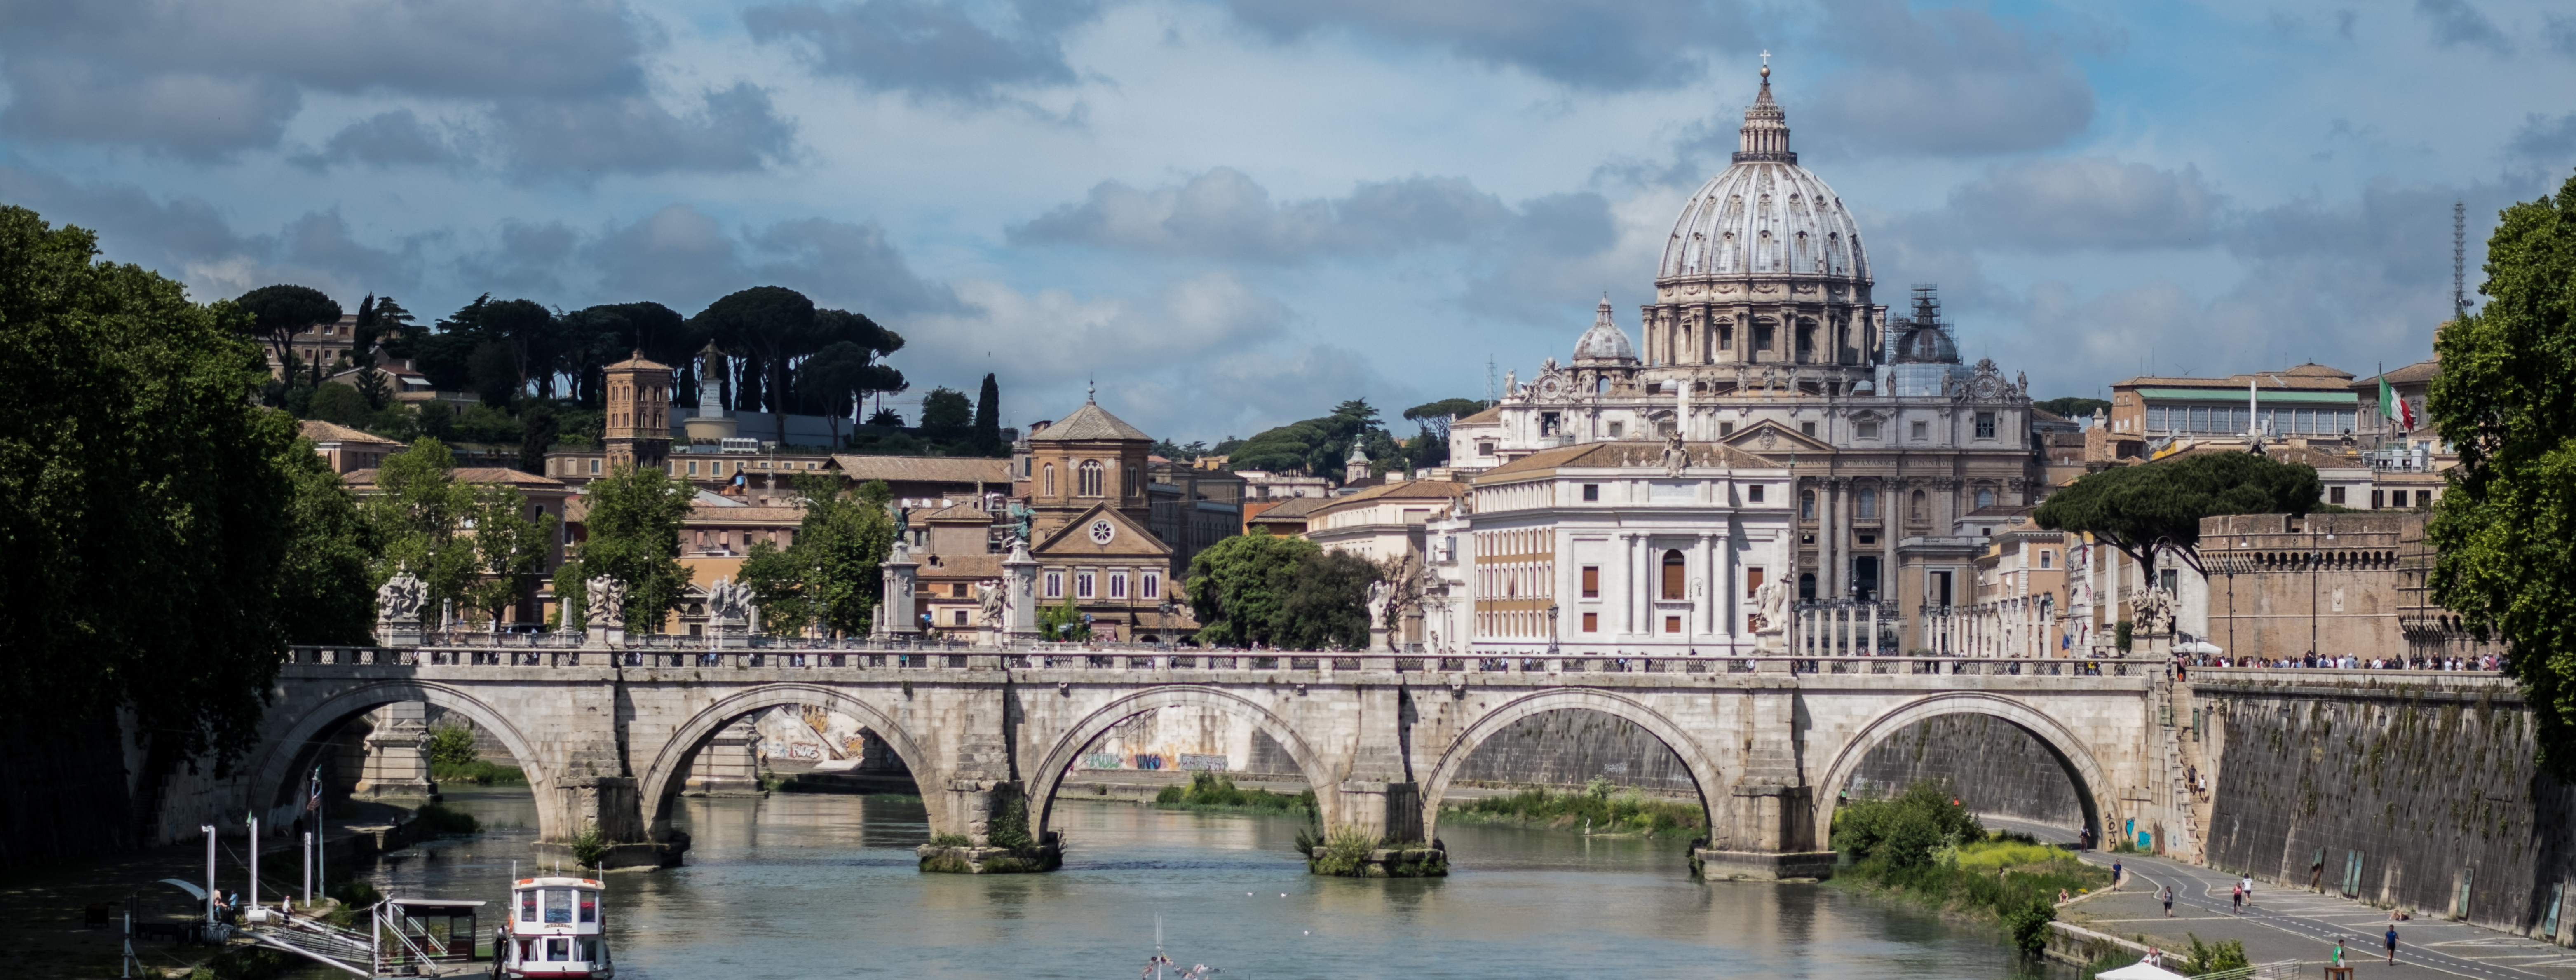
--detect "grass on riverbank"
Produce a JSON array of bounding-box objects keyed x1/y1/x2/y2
[
  {"x1": 1830, "y1": 781, "x2": 2110, "y2": 955},
  {"x1": 1153, "y1": 772, "x2": 1316, "y2": 815},
  {"x1": 1441, "y1": 778, "x2": 1705, "y2": 837},
  {"x1": 431, "y1": 760, "x2": 526, "y2": 785}
]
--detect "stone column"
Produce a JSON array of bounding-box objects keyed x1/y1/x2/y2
[
  {"x1": 1697, "y1": 675, "x2": 1834, "y2": 881},
  {"x1": 1003, "y1": 541, "x2": 1039, "y2": 645},
  {"x1": 1822, "y1": 478, "x2": 1842, "y2": 600}
]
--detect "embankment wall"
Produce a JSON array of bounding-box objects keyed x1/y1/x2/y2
[{"x1": 2198, "y1": 676, "x2": 2576, "y2": 942}]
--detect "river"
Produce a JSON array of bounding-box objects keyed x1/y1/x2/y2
[{"x1": 325, "y1": 786, "x2": 2069, "y2": 979}]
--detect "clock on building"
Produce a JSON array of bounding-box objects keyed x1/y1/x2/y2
[{"x1": 1087, "y1": 519, "x2": 1116, "y2": 545}]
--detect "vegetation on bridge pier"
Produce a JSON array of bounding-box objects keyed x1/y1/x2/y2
[
  {"x1": 1438, "y1": 778, "x2": 1706, "y2": 837},
  {"x1": 1152, "y1": 772, "x2": 1315, "y2": 815},
  {"x1": 1829, "y1": 781, "x2": 2108, "y2": 955}
]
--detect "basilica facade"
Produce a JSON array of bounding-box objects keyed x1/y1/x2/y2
[{"x1": 1437, "y1": 66, "x2": 2042, "y2": 654}]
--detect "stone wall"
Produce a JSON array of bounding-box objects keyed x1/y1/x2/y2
[
  {"x1": 1840, "y1": 713, "x2": 2088, "y2": 829},
  {"x1": 2199, "y1": 677, "x2": 2576, "y2": 941},
  {"x1": 1448, "y1": 709, "x2": 1698, "y2": 793}
]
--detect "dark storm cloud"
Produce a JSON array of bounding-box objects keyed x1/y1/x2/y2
[
  {"x1": 0, "y1": 0, "x2": 643, "y2": 156},
  {"x1": 1937, "y1": 157, "x2": 2220, "y2": 250},
  {"x1": 0, "y1": 166, "x2": 432, "y2": 301},
  {"x1": 2507, "y1": 113, "x2": 2576, "y2": 164},
  {"x1": 0, "y1": 166, "x2": 259, "y2": 273},
  {"x1": 748, "y1": 218, "x2": 961, "y2": 315},
  {"x1": 743, "y1": 0, "x2": 1093, "y2": 102},
  {"x1": 1804, "y1": 0, "x2": 2095, "y2": 156},
  {"x1": 2414, "y1": 0, "x2": 2512, "y2": 55},
  {"x1": 296, "y1": 111, "x2": 462, "y2": 169},
  {"x1": 490, "y1": 84, "x2": 797, "y2": 179},
  {"x1": 1009, "y1": 167, "x2": 1605, "y2": 263},
  {"x1": 1220, "y1": 0, "x2": 1753, "y2": 91},
  {"x1": 453, "y1": 222, "x2": 582, "y2": 296},
  {"x1": 2547, "y1": 15, "x2": 2576, "y2": 59}
]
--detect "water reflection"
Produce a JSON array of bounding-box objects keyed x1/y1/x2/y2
[{"x1": 328, "y1": 788, "x2": 2065, "y2": 980}]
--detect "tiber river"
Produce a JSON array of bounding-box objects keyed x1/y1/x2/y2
[{"x1": 316, "y1": 787, "x2": 2074, "y2": 979}]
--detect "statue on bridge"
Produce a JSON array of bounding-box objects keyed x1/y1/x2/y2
[
  {"x1": 976, "y1": 579, "x2": 1009, "y2": 627},
  {"x1": 2132, "y1": 586, "x2": 2175, "y2": 639},
  {"x1": 1750, "y1": 578, "x2": 1790, "y2": 652},
  {"x1": 584, "y1": 575, "x2": 628, "y2": 631},
  {"x1": 706, "y1": 577, "x2": 754, "y2": 622},
  {"x1": 376, "y1": 568, "x2": 426, "y2": 623}
]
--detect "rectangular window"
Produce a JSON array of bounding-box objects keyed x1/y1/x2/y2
[
  {"x1": 1581, "y1": 612, "x2": 1598, "y2": 633},
  {"x1": 548, "y1": 938, "x2": 570, "y2": 962},
  {"x1": 2039, "y1": 551, "x2": 2052, "y2": 569},
  {"x1": 545, "y1": 889, "x2": 572, "y2": 924},
  {"x1": 1748, "y1": 485, "x2": 1764, "y2": 502},
  {"x1": 1800, "y1": 421, "x2": 1817, "y2": 438},
  {"x1": 1663, "y1": 615, "x2": 1682, "y2": 634},
  {"x1": 1582, "y1": 484, "x2": 1599, "y2": 501},
  {"x1": 1110, "y1": 572, "x2": 1128, "y2": 599},
  {"x1": 954, "y1": 610, "x2": 968, "y2": 626},
  {"x1": 1607, "y1": 422, "x2": 1623, "y2": 438},
  {"x1": 1477, "y1": 441, "x2": 1496, "y2": 457},
  {"x1": 2147, "y1": 406, "x2": 2168, "y2": 432},
  {"x1": 1746, "y1": 567, "x2": 1765, "y2": 598},
  {"x1": 1857, "y1": 421, "x2": 1879, "y2": 439},
  {"x1": 1975, "y1": 412, "x2": 1997, "y2": 438},
  {"x1": 2371, "y1": 489, "x2": 2384, "y2": 509},
  {"x1": 589, "y1": 458, "x2": 601, "y2": 474},
  {"x1": 1044, "y1": 572, "x2": 1063, "y2": 598},
  {"x1": 1911, "y1": 420, "x2": 1928, "y2": 440},
  {"x1": 2329, "y1": 486, "x2": 2346, "y2": 504},
  {"x1": 1142, "y1": 573, "x2": 1160, "y2": 600},
  {"x1": 579, "y1": 891, "x2": 597, "y2": 924},
  {"x1": 687, "y1": 460, "x2": 699, "y2": 475},
  {"x1": 1719, "y1": 421, "x2": 1736, "y2": 436},
  {"x1": 520, "y1": 891, "x2": 537, "y2": 923},
  {"x1": 1077, "y1": 572, "x2": 1096, "y2": 599},
  {"x1": 1581, "y1": 566, "x2": 1600, "y2": 598}
]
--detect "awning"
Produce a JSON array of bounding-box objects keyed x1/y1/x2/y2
[
  {"x1": 2095, "y1": 961, "x2": 2192, "y2": 980},
  {"x1": 155, "y1": 879, "x2": 208, "y2": 901}
]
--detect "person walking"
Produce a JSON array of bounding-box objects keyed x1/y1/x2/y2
[
  {"x1": 2112, "y1": 860, "x2": 2123, "y2": 890},
  {"x1": 2332, "y1": 940, "x2": 2345, "y2": 967},
  {"x1": 2231, "y1": 881, "x2": 2244, "y2": 914},
  {"x1": 2240, "y1": 874, "x2": 2254, "y2": 910},
  {"x1": 2386, "y1": 924, "x2": 2399, "y2": 965},
  {"x1": 2160, "y1": 884, "x2": 2173, "y2": 917}
]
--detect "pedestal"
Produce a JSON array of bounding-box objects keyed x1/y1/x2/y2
[
  {"x1": 708, "y1": 617, "x2": 748, "y2": 649},
  {"x1": 351, "y1": 703, "x2": 437, "y2": 800},
  {"x1": 682, "y1": 720, "x2": 763, "y2": 796},
  {"x1": 375, "y1": 618, "x2": 423, "y2": 649}
]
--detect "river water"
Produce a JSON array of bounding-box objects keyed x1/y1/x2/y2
[{"x1": 325, "y1": 787, "x2": 2066, "y2": 979}]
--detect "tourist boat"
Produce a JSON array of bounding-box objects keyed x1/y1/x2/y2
[{"x1": 495, "y1": 876, "x2": 613, "y2": 978}]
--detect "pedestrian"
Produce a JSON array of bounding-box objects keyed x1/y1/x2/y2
[
  {"x1": 2241, "y1": 874, "x2": 2254, "y2": 910},
  {"x1": 2232, "y1": 882, "x2": 2244, "y2": 914},
  {"x1": 2160, "y1": 884, "x2": 2173, "y2": 917},
  {"x1": 2112, "y1": 859, "x2": 2122, "y2": 890},
  {"x1": 2385, "y1": 924, "x2": 2399, "y2": 964},
  {"x1": 2332, "y1": 940, "x2": 2344, "y2": 966}
]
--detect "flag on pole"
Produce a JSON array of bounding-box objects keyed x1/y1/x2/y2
[
  {"x1": 305, "y1": 767, "x2": 322, "y2": 813},
  {"x1": 2380, "y1": 375, "x2": 2417, "y2": 431}
]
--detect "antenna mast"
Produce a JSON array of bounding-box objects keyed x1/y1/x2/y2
[
  {"x1": 2453, "y1": 200, "x2": 2468, "y2": 319},
  {"x1": 1485, "y1": 355, "x2": 1499, "y2": 404}
]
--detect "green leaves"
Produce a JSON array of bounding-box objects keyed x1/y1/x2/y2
[
  {"x1": 2033, "y1": 451, "x2": 2323, "y2": 577},
  {"x1": 734, "y1": 474, "x2": 896, "y2": 638},
  {"x1": 2428, "y1": 171, "x2": 2576, "y2": 777},
  {"x1": 1184, "y1": 533, "x2": 1381, "y2": 649},
  {"x1": 572, "y1": 463, "x2": 697, "y2": 633}
]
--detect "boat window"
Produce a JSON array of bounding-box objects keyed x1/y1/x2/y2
[
  {"x1": 582, "y1": 939, "x2": 600, "y2": 963},
  {"x1": 579, "y1": 891, "x2": 598, "y2": 924},
  {"x1": 545, "y1": 889, "x2": 573, "y2": 924},
  {"x1": 518, "y1": 940, "x2": 534, "y2": 962},
  {"x1": 548, "y1": 937, "x2": 570, "y2": 961},
  {"x1": 519, "y1": 891, "x2": 537, "y2": 923}
]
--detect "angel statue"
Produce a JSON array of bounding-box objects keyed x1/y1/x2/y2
[
  {"x1": 584, "y1": 575, "x2": 627, "y2": 629},
  {"x1": 376, "y1": 569, "x2": 426, "y2": 622},
  {"x1": 706, "y1": 577, "x2": 753, "y2": 621},
  {"x1": 976, "y1": 580, "x2": 1009, "y2": 625}
]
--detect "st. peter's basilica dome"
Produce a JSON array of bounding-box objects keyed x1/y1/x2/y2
[{"x1": 1655, "y1": 66, "x2": 1869, "y2": 286}]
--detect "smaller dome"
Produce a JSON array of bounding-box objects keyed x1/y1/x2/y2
[{"x1": 1572, "y1": 294, "x2": 1637, "y2": 363}]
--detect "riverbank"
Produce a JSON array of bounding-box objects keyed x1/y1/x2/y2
[{"x1": 1439, "y1": 783, "x2": 1705, "y2": 838}]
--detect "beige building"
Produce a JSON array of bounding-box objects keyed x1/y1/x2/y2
[
  {"x1": 300, "y1": 420, "x2": 405, "y2": 474},
  {"x1": 1302, "y1": 478, "x2": 1471, "y2": 565},
  {"x1": 2197, "y1": 511, "x2": 2494, "y2": 665},
  {"x1": 1956, "y1": 528, "x2": 2069, "y2": 659}
]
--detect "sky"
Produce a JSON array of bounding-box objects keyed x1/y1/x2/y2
[{"x1": 4, "y1": 0, "x2": 2574, "y2": 443}]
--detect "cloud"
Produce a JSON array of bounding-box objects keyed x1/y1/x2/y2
[
  {"x1": 744, "y1": 0, "x2": 1092, "y2": 103},
  {"x1": 0, "y1": 166, "x2": 429, "y2": 303},
  {"x1": 296, "y1": 111, "x2": 462, "y2": 169},
  {"x1": 2549, "y1": 15, "x2": 2576, "y2": 59},
  {"x1": 0, "y1": 0, "x2": 642, "y2": 155},
  {"x1": 453, "y1": 222, "x2": 581, "y2": 297},
  {"x1": 1938, "y1": 157, "x2": 2221, "y2": 250},
  {"x1": 748, "y1": 218, "x2": 960, "y2": 315},
  {"x1": 2414, "y1": 0, "x2": 2511, "y2": 55},
  {"x1": 2508, "y1": 113, "x2": 2576, "y2": 165},
  {"x1": 490, "y1": 83, "x2": 796, "y2": 178},
  {"x1": 1804, "y1": 0, "x2": 2095, "y2": 155},
  {"x1": 1220, "y1": 0, "x2": 1752, "y2": 91},
  {"x1": 580, "y1": 204, "x2": 952, "y2": 317},
  {"x1": 1011, "y1": 167, "x2": 1609, "y2": 264}
]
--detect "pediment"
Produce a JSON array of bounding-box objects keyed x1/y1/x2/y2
[
  {"x1": 1030, "y1": 502, "x2": 1172, "y2": 558},
  {"x1": 1721, "y1": 420, "x2": 1835, "y2": 454}
]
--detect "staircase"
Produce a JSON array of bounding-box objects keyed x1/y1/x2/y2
[
  {"x1": 2159, "y1": 675, "x2": 2210, "y2": 863},
  {"x1": 248, "y1": 915, "x2": 376, "y2": 976}
]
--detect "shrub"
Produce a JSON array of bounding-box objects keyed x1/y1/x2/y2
[
  {"x1": 987, "y1": 794, "x2": 1034, "y2": 850},
  {"x1": 1310, "y1": 825, "x2": 1379, "y2": 876},
  {"x1": 1155, "y1": 771, "x2": 1316, "y2": 814},
  {"x1": 1830, "y1": 780, "x2": 1983, "y2": 868},
  {"x1": 568, "y1": 826, "x2": 611, "y2": 869},
  {"x1": 1444, "y1": 785, "x2": 1706, "y2": 837},
  {"x1": 2181, "y1": 934, "x2": 2250, "y2": 974},
  {"x1": 431, "y1": 759, "x2": 526, "y2": 785},
  {"x1": 427, "y1": 724, "x2": 479, "y2": 768},
  {"x1": 927, "y1": 832, "x2": 972, "y2": 848},
  {"x1": 2001, "y1": 897, "x2": 2056, "y2": 954}
]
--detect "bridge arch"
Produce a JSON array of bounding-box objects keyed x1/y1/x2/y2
[
  {"x1": 1420, "y1": 689, "x2": 1728, "y2": 845},
  {"x1": 246, "y1": 681, "x2": 558, "y2": 838},
  {"x1": 1811, "y1": 692, "x2": 2114, "y2": 849},
  {"x1": 1028, "y1": 686, "x2": 1342, "y2": 836},
  {"x1": 636, "y1": 684, "x2": 938, "y2": 839}
]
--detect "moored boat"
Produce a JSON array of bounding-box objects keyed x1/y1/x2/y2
[{"x1": 495, "y1": 876, "x2": 612, "y2": 978}]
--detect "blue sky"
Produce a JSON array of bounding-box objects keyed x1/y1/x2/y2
[{"x1": 4, "y1": 0, "x2": 2573, "y2": 442}]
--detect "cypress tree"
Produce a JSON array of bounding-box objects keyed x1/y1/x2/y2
[{"x1": 974, "y1": 372, "x2": 1002, "y2": 455}]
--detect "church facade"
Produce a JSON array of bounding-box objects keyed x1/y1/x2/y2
[{"x1": 1441, "y1": 66, "x2": 2042, "y2": 654}]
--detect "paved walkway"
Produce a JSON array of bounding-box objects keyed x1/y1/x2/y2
[{"x1": 2061, "y1": 851, "x2": 2576, "y2": 980}]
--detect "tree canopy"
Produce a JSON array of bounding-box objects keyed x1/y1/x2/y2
[
  {"x1": 1185, "y1": 533, "x2": 1382, "y2": 649},
  {"x1": 2032, "y1": 396, "x2": 2111, "y2": 421},
  {"x1": 1, "y1": 206, "x2": 324, "y2": 772},
  {"x1": 234, "y1": 283, "x2": 342, "y2": 367},
  {"x1": 2032, "y1": 451, "x2": 2323, "y2": 580},
  {"x1": 560, "y1": 462, "x2": 697, "y2": 632},
  {"x1": 739, "y1": 476, "x2": 897, "y2": 637},
  {"x1": 1226, "y1": 399, "x2": 1390, "y2": 478},
  {"x1": 2427, "y1": 169, "x2": 2576, "y2": 777}
]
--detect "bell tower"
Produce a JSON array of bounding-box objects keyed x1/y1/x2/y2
[{"x1": 604, "y1": 350, "x2": 673, "y2": 471}]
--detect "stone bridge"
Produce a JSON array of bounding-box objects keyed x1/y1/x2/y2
[{"x1": 201, "y1": 644, "x2": 2170, "y2": 877}]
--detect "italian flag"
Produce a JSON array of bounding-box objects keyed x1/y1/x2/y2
[{"x1": 2380, "y1": 375, "x2": 2417, "y2": 431}]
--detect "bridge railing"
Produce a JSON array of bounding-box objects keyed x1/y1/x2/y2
[{"x1": 282, "y1": 645, "x2": 2158, "y2": 677}]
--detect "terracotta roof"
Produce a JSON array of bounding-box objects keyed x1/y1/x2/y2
[
  {"x1": 684, "y1": 502, "x2": 805, "y2": 522},
  {"x1": 1452, "y1": 405, "x2": 1504, "y2": 426},
  {"x1": 343, "y1": 466, "x2": 568, "y2": 489},
  {"x1": 604, "y1": 351, "x2": 671, "y2": 371},
  {"x1": 2351, "y1": 359, "x2": 2439, "y2": 389},
  {"x1": 1027, "y1": 400, "x2": 1152, "y2": 442},
  {"x1": 830, "y1": 454, "x2": 1010, "y2": 485},
  {"x1": 1476, "y1": 440, "x2": 1778, "y2": 481},
  {"x1": 1962, "y1": 504, "x2": 2034, "y2": 520},
  {"x1": 1309, "y1": 478, "x2": 1469, "y2": 517},
  {"x1": 298, "y1": 419, "x2": 403, "y2": 445},
  {"x1": 909, "y1": 503, "x2": 994, "y2": 525},
  {"x1": 917, "y1": 554, "x2": 1005, "y2": 579},
  {"x1": 2114, "y1": 364, "x2": 2355, "y2": 390},
  {"x1": 1248, "y1": 497, "x2": 1333, "y2": 520}
]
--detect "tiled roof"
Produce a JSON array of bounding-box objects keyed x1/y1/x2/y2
[
  {"x1": 2351, "y1": 359, "x2": 2439, "y2": 388},
  {"x1": 1476, "y1": 440, "x2": 1777, "y2": 480},
  {"x1": 1452, "y1": 405, "x2": 1504, "y2": 426},
  {"x1": 1027, "y1": 400, "x2": 1152, "y2": 442},
  {"x1": 344, "y1": 466, "x2": 568, "y2": 488},
  {"x1": 1247, "y1": 497, "x2": 1333, "y2": 520},
  {"x1": 910, "y1": 503, "x2": 994, "y2": 525},
  {"x1": 1309, "y1": 479, "x2": 1469, "y2": 517},
  {"x1": 830, "y1": 454, "x2": 1011, "y2": 485},
  {"x1": 2114, "y1": 364, "x2": 2355, "y2": 390},
  {"x1": 604, "y1": 351, "x2": 670, "y2": 371},
  {"x1": 298, "y1": 419, "x2": 403, "y2": 445}
]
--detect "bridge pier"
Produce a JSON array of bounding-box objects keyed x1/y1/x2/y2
[
  {"x1": 535, "y1": 776, "x2": 687, "y2": 870},
  {"x1": 350, "y1": 703, "x2": 438, "y2": 801},
  {"x1": 1699, "y1": 681, "x2": 1837, "y2": 881},
  {"x1": 682, "y1": 719, "x2": 762, "y2": 796}
]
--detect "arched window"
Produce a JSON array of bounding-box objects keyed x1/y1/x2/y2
[
  {"x1": 1801, "y1": 490, "x2": 1816, "y2": 520},
  {"x1": 1975, "y1": 486, "x2": 1995, "y2": 509},
  {"x1": 1043, "y1": 463, "x2": 1056, "y2": 496},
  {"x1": 1661, "y1": 550, "x2": 1687, "y2": 600},
  {"x1": 1078, "y1": 460, "x2": 1104, "y2": 497},
  {"x1": 1857, "y1": 488, "x2": 1877, "y2": 520},
  {"x1": 1910, "y1": 490, "x2": 1926, "y2": 520}
]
